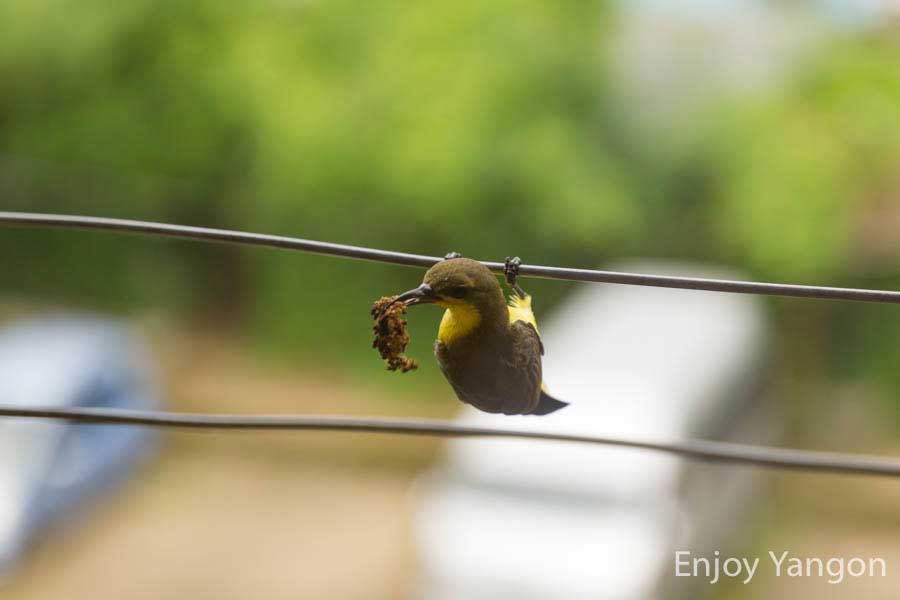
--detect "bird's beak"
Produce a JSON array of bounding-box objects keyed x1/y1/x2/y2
[{"x1": 392, "y1": 283, "x2": 437, "y2": 307}]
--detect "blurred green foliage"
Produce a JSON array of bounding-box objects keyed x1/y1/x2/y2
[
  {"x1": 686, "y1": 34, "x2": 900, "y2": 404},
  {"x1": 2, "y1": 3, "x2": 900, "y2": 402},
  {"x1": 0, "y1": 0, "x2": 635, "y2": 372},
  {"x1": 704, "y1": 37, "x2": 900, "y2": 281}
]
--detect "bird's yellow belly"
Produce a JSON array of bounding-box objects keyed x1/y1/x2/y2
[{"x1": 437, "y1": 304, "x2": 481, "y2": 345}]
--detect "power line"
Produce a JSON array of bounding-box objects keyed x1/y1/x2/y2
[
  {"x1": 1, "y1": 405, "x2": 899, "y2": 479},
  {"x1": 1, "y1": 211, "x2": 899, "y2": 303}
]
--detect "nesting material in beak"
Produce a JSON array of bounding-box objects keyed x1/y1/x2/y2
[{"x1": 371, "y1": 295, "x2": 419, "y2": 372}]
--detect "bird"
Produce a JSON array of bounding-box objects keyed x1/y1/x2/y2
[{"x1": 389, "y1": 254, "x2": 568, "y2": 416}]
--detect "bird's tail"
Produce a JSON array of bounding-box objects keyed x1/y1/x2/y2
[{"x1": 530, "y1": 390, "x2": 569, "y2": 416}]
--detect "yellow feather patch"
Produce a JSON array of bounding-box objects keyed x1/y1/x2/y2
[
  {"x1": 508, "y1": 294, "x2": 538, "y2": 332},
  {"x1": 437, "y1": 300, "x2": 481, "y2": 345}
]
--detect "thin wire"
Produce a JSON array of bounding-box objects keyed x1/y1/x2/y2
[
  {"x1": 1, "y1": 211, "x2": 898, "y2": 303},
  {"x1": 1, "y1": 405, "x2": 899, "y2": 479}
]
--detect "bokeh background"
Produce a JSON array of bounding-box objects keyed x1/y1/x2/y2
[{"x1": 1, "y1": 1, "x2": 900, "y2": 598}]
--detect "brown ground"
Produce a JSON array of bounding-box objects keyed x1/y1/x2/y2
[
  {"x1": 742, "y1": 475, "x2": 900, "y2": 600},
  {"x1": 6, "y1": 450, "x2": 415, "y2": 600},
  {"x1": 3, "y1": 332, "x2": 445, "y2": 600}
]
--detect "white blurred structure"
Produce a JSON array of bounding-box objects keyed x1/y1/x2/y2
[{"x1": 413, "y1": 261, "x2": 777, "y2": 600}]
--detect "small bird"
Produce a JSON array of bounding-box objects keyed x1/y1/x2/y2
[{"x1": 390, "y1": 254, "x2": 568, "y2": 416}]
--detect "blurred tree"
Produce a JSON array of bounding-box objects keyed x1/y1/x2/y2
[
  {"x1": 704, "y1": 37, "x2": 900, "y2": 282},
  {"x1": 0, "y1": 0, "x2": 637, "y2": 367},
  {"x1": 688, "y1": 33, "x2": 900, "y2": 403}
]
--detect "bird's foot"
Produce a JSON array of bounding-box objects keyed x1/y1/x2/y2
[
  {"x1": 504, "y1": 256, "x2": 527, "y2": 298},
  {"x1": 444, "y1": 251, "x2": 462, "y2": 260}
]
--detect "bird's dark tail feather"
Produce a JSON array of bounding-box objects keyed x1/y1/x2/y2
[{"x1": 530, "y1": 390, "x2": 569, "y2": 416}]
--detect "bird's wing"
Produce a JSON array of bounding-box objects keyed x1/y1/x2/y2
[
  {"x1": 508, "y1": 319, "x2": 544, "y2": 409},
  {"x1": 509, "y1": 321, "x2": 568, "y2": 415},
  {"x1": 508, "y1": 294, "x2": 543, "y2": 355}
]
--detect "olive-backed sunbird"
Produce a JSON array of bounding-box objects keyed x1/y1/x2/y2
[{"x1": 391, "y1": 255, "x2": 568, "y2": 416}]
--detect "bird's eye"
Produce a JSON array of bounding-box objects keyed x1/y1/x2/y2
[{"x1": 448, "y1": 287, "x2": 467, "y2": 299}]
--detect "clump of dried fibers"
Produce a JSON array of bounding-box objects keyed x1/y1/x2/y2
[{"x1": 371, "y1": 296, "x2": 418, "y2": 373}]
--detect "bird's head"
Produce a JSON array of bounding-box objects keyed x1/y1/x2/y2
[{"x1": 392, "y1": 257, "x2": 505, "y2": 316}]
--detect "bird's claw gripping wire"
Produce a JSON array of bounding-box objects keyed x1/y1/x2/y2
[
  {"x1": 504, "y1": 256, "x2": 527, "y2": 299},
  {"x1": 444, "y1": 251, "x2": 462, "y2": 260}
]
